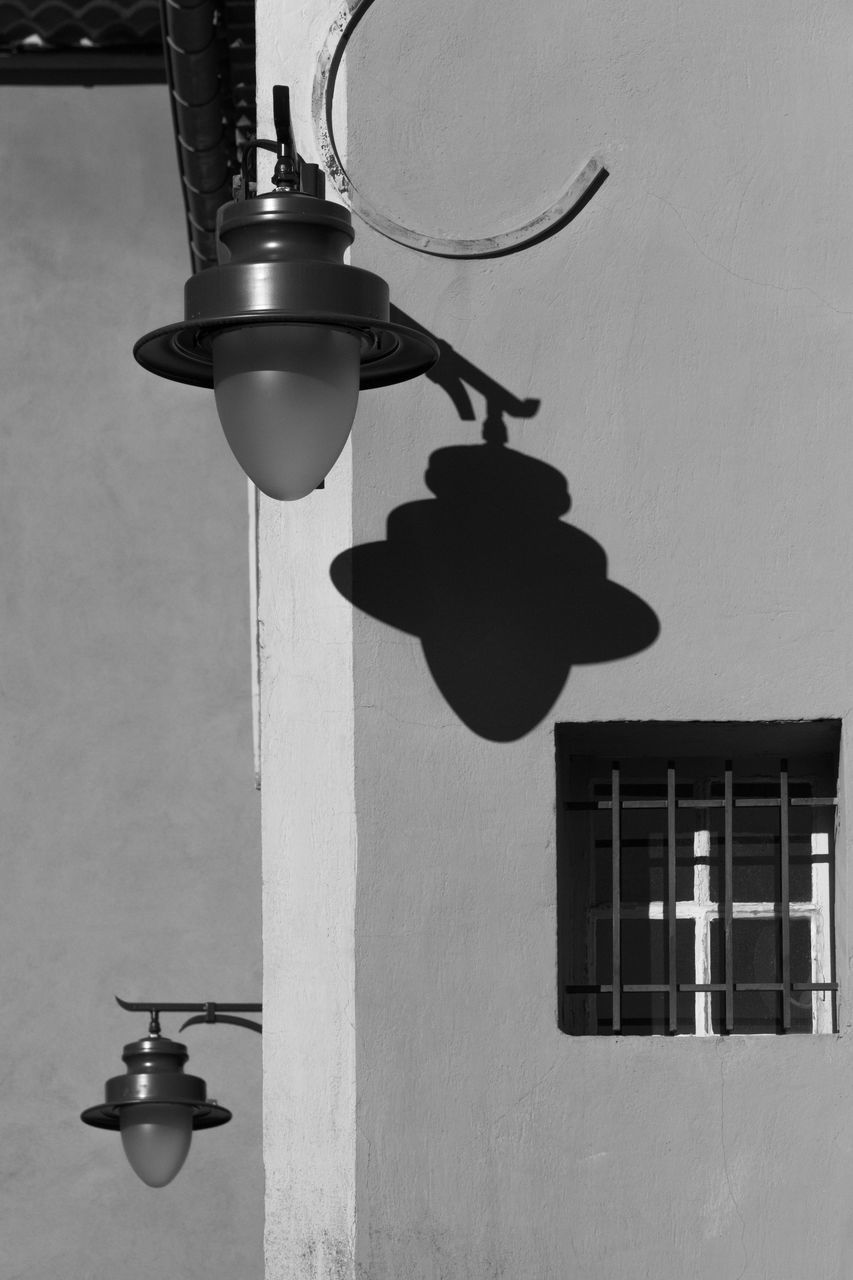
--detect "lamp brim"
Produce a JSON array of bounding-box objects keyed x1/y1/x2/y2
[
  {"x1": 81, "y1": 1100, "x2": 232, "y2": 1131},
  {"x1": 133, "y1": 314, "x2": 439, "y2": 391}
]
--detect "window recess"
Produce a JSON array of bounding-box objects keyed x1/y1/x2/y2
[{"x1": 556, "y1": 722, "x2": 840, "y2": 1036}]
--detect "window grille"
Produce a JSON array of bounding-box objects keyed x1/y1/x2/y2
[{"x1": 557, "y1": 722, "x2": 840, "y2": 1036}]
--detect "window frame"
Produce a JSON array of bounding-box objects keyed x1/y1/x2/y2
[{"x1": 556, "y1": 721, "x2": 840, "y2": 1037}]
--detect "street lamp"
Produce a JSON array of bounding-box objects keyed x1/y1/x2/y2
[
  {"x1": 81, "y1": 998, "x2": 261, "y2": 1187},
  {"x1": 134, "y1": 85, "x2": 438, "y2": 500}
]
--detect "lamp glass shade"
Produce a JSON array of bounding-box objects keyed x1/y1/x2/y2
[
  {"x1": 212, "y1": 324, "x2": 361, "y2": 500},
  {"x1": 119, "y1": 1103, "x2": 193, "y2": 1187}
]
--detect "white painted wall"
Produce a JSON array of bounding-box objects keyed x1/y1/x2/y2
[
  {"x1": 256, "y1": 13, "x2": 357, "y2": 1279},
  {"x1": 258, "y1": 2, "x2": 853, "y2": 1276}
]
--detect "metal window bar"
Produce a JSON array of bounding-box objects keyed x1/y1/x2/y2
[
  {"x1": 564, "y1": 757, "x2": 838, "y2": 1034},
  {"x1": 569, "y1": 983, "x2": 836, "y2": 993},
  {"x1": 565, "y1": 797, "x2": 836, "y2": 811},
  {"x1": 780, "y1": 760, "x2": 791, "y2": 1030},
  {"x1": 667, "y1": 763, "x2": 677, "y2": 1033},
  {"x1": 611, "y1": 762, "x2": 621, "y2": 1035},
  {"x1": 724, "y1": 762, "x2": 734, "y2": 1032}
]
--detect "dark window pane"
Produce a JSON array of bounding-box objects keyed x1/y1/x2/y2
[
  {"x1": 675, "y1": 828, "x2": 697, "y2": 901},
  {"x1": 591, "y1": 809, "x2": 612, "y2": 905},
  {"x1": 733, "y1": 804, "x2": 779, "y2": 902},
  {"x1": 789, "y1": 920, "x2": 814, "y2": 1027},
  {"x1": 709, "y1": 780, "x2": 833, "y2": 904},
  {"x1": 790, "y1": 803, "x2": 834, "y2": 902},
  {"x1": 710, "y1": 780, "x2": 781, "y2": 902},
  {"x1": 594, "y1": 919, "x2": 694, "y2": 1034},
  {"x1": 621, "y1": 806, "x2": 667, "y2": 903},
  {"x1": 710, "y1": 918, "x2": 812, "y2": 1033},
  {"x1": 591, "y1": 781, "x2": 697, "y2": 904}
]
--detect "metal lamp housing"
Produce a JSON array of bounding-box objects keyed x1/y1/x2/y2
[
  {"x1": 134, "y1": 190, "x2": 438, "y2": 393},
  {"x1": 80, "y1": 1035, "x2": 231, "y2": 1131}
]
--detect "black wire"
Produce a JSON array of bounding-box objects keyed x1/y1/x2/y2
[{"x1": 240, "y1": 139, "x2": 280, "y2": 196}]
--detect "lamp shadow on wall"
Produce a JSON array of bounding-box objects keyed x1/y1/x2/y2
[{"x1": 329, "y1": 310, "x2": 660, "y2": 742}]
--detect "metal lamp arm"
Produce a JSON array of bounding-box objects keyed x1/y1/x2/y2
[{"x1": 115, "y1": 996, "x2": 263, "y2": 1037}]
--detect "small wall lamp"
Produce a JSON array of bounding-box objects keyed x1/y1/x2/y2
[
  {"x1": 134, "y1": 85, "x2": 439, "y2": 500},
  {"x1": 81, "y1": 997, "x2": 261, "y2": 1187}
]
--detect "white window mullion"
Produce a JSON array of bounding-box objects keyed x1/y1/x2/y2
[
  {"x1": 693, "y1": 831, "x2": 713, "y2": 1036},
  {"x1": 812, "y1": 833, "x2": 833, "y2": 1033}
]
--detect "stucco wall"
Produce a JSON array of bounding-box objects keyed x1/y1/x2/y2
[
  {"x1": 343, "y1": 3, "x2": 853, "y2": 1277},
  {"x1": 255, "y1": 16, "x2": 359, "y2": 1272},
  {"x1": 0, "y1": 87, "x2": 262, "y2": 1278},
  {"x1": 257, "y1": 1, "x2": 853, "y2": 1277}
]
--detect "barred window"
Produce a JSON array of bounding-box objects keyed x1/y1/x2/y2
[{"x1": 557, "y1": 722, "x2": 839, "y2": 1036}]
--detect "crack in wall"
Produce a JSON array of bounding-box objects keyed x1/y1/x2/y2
[
  {"x1": 719, "y1": 1048, "x2": 749, "y2": 1280},
  {"x1": 646, "y1": 188, "x2": 853, "y2": 316}
]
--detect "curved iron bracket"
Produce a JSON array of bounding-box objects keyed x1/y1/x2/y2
[
  {"x1": 179, "y1": 1012, "x2": 263, "y2": 1035},
  {"x1": 312, "y1": 0, "x2": 608, "y2": 259}
]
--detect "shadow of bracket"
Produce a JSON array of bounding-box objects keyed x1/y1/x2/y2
[{"x1": 391, "y1": 305, "x2": 540, "y2": 441}]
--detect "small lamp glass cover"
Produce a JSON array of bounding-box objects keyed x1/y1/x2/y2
[{"x1": 120, "y1": 1102, "x2": 193, "y2": 1187}]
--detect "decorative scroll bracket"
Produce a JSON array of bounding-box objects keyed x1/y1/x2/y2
[{"x1": 312, "y1": 0, "x2": 608, "y2": 259}]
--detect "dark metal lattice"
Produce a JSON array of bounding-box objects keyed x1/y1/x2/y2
[
  {"x1": 0, "y1": 1, "x2": 164, "y2": 81},
  {"x1": 0, "y1": 0, "x2": 257, "y2": 273}
]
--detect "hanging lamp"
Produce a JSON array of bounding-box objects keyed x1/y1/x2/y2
[
  {"x1": 81, "y1": 999, "x2": 261, "y2": 1187},
  {"x1": 133, "y1": 85, "x2": 438, "y2": 500}
]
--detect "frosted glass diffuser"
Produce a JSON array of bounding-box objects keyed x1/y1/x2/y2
[
  {"x1": 120, "y1": 1103, "x2": 193, "y2": 1187},
  {"x1": 213, "y1": 325, "x2": 361, "y2": 500}
]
